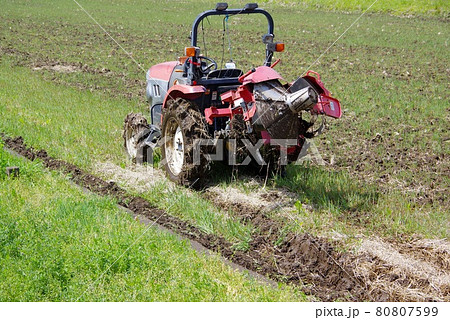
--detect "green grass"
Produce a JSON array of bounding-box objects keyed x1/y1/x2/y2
[
  {"x1": 275, "y1": 164, "x2": 448, "y2": 239},
  {"x1": 0, "y1": 57, "x2": 255, "y2": 248},
  {"x1": 0, "y1": 146, "x2": 306, "y2": 301},
  {"x1": 134, "y1": 180, "x2": 255, "y2": 250},
  {"x1": 265, "y1": 0, "x2": 450, "y2": 16},
  {"x1": 0, "y1": 58, "x2": 129, "y2": 169}
]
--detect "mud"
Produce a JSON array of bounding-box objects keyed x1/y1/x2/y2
[
  {"x1": 1, "y1": 47, "x2": 115, "y2": 76},
  {"x1": 33, "y1": 64, "x2": 80, "y2": 73}
]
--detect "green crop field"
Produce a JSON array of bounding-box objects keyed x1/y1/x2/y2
[
  {"x1": 271, "y1": 0, "x2": 449, "y2": 16},
  {"x1": 0, "y1": 0, "x2": 448, "y2": 302}
]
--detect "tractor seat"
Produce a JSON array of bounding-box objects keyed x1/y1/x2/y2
[{"x1": 207, "y1": 68, "x2": 243, "y2": 79}]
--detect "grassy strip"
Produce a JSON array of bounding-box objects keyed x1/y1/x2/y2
[
  {"x1": 276, "y1": 165, "x2": 448, "y2": 239},
  {"x1": 0, "y1": 145, "x2": 306, "y2": 301},
  {"x1": 0, "y1": 58, "x2": 254, "y2": 248},
  {"x1": 261, "y1": 0, "x2": 449, "y2": 16},
  {"x1": 141, "y1": 181, "x2": 254, "y2": 251}
]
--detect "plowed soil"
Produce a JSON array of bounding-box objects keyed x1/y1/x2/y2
[
  {"x1": 4, "y1": 135, "x2": 449, "y2": 301},
  {"x1": 204, "y1": 189, "x2": 449, "y2": 302}
]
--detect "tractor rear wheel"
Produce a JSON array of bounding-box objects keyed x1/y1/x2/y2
[{"x1": 161, "y1": 98, "x2": 210, "y2": 187}]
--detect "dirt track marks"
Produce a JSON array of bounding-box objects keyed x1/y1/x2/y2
[{"x1": 94, "y1": 160, "x2": 449, "y2": 301}]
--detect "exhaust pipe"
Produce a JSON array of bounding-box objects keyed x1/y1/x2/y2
[{"x1": 285, "y1": 87, "x2": 318, "y2": 113}]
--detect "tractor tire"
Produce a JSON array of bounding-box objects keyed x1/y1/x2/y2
[
  {"x1": 123, "y1": 112, "x2": 150, "y2": 162},
  {"x1": 161, "y1": 98, "x2": 210, "y2": 187}
]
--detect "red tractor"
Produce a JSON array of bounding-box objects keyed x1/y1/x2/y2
[{"x1": 123, "y1": 3, "x2": 341, "y2": 186}]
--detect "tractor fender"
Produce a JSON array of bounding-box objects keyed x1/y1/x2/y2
[
  {"x1": 242, "y1": 66, "x2": 283, "y2": 85},
  {"x1": 162, "y1": 84, "x2": 206, "y2": 108},
  {"x1": 148, "y1": 61, "x2": 178, "y2": 82}
]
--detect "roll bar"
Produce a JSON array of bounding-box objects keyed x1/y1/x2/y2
[
  {"x1": 191, "y1": 6, "x2": 275, "y2": 47},
  {"x1": 186, "y1": 3, "x2": 276, "y2": 81}
]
